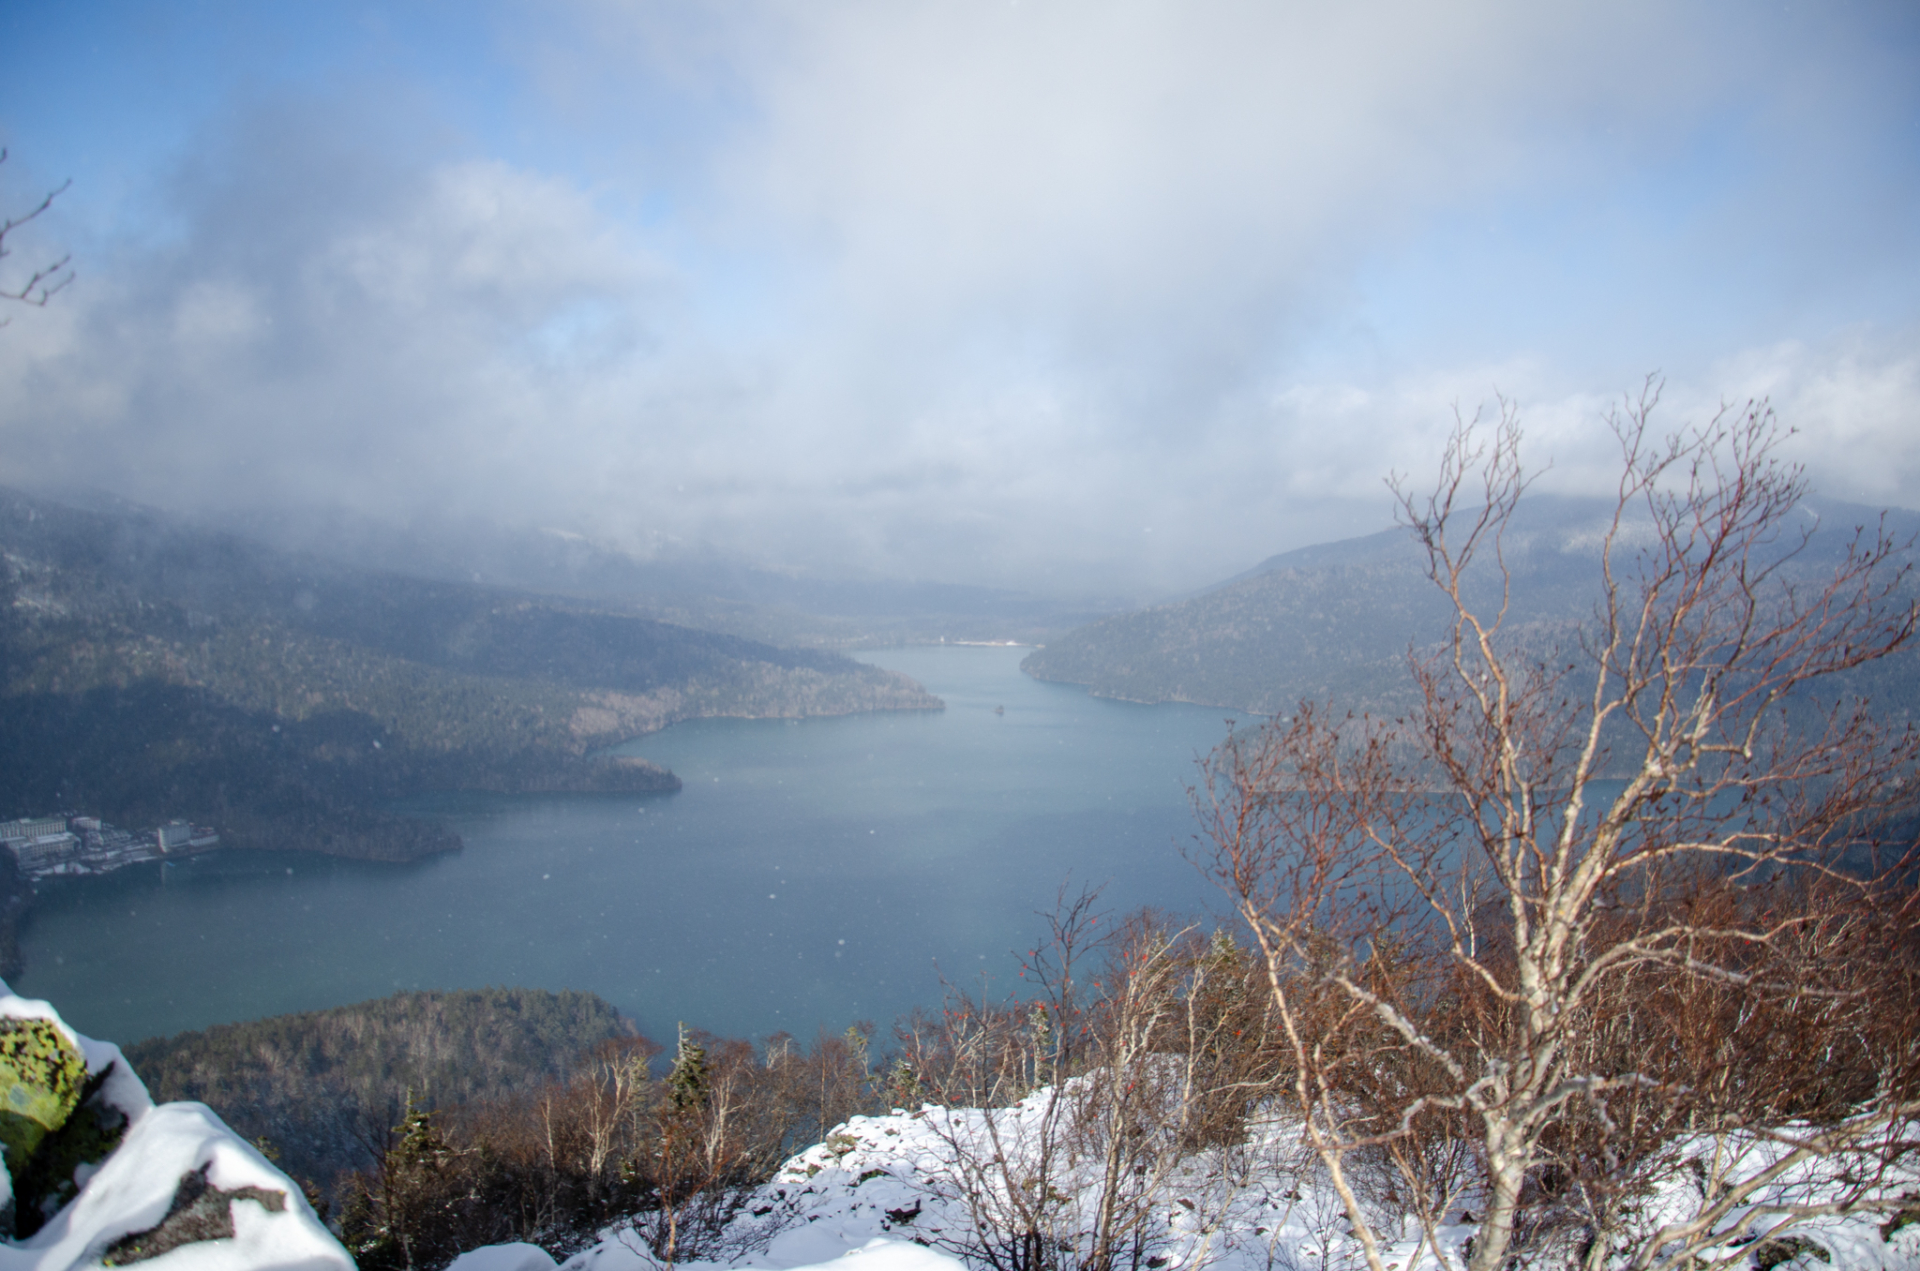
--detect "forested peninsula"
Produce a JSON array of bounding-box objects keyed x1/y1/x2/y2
[{"x1": 0, "y1": 487, "x2": 943, "y2": 869}]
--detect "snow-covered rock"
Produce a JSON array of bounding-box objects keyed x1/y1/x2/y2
[
  {"x1": 0, "y1": 981, "x2": 351, "y2": 1271},
  {"x1": 782, "y1": 1239, "x2": 964, "y2": 1271},
  {"x1": 446, "y1": 1243, "x2": 561, "y2": 1271}
]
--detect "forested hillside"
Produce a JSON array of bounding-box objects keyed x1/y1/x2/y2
[
  {"x1": 0, "y1": 487, "x2": 943, "y2": 861},
  {"x1": 1024, "y1": 495, "x2": 1920, "y2": 719},
  {"x1": 122, "y1": 987, "x2": 637, "y2": 1196}
]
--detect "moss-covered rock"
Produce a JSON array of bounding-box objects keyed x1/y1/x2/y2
[
  {"x1": 12, "y1": 1062, "x2": 131, "y2": 1236},
  {"x1": 0, "y1": 1018, "x2": 87, "y2": 1178}
]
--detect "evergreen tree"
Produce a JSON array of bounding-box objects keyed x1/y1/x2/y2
[
  {"x1": 666, "y1": 1024, "x2": 709, "y2": 1114},
  {"x1": 342, "y1": 1095, "x2": 459, "y2": 1271}
]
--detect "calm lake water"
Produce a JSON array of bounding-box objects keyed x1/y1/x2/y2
[{"x1": 16, "y1": 647, "x2": 1241, "y2": 1047}]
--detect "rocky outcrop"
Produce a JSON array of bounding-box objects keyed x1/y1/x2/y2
[{"x1": 0, "y1": 983, "x2": 350, "y2": 1271}]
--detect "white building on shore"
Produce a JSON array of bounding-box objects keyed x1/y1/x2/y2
[{"x1": 0, "y1": 813, "x2": 219, "y2": 879}]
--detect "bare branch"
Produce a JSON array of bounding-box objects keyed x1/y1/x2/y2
[{"x1": 0, "y1": 149, "x2": 75, "y2": 322}]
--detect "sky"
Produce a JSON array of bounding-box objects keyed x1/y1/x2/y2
[{"x1": 1, "y1": 0, "x2": 1916, "y2": 597}]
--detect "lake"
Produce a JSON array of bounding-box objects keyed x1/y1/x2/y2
[{"x1": 15, "y1": 647, "x2": 1242, "y2": 1047}]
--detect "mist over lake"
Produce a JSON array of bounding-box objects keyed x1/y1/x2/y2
[{"x1": 17, "y1": 647, "x2": 1237, "y2": 1046}]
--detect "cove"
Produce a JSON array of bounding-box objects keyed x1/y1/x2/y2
[{"x1": 15, "y1": 647, "x2": 1240, "y2": 1047}]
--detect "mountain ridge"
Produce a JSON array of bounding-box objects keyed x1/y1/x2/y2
[{"x1": 1023, "y1": 493, "x2": 1920, "y2": 718}]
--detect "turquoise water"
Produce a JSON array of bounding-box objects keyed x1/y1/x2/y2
[{"x1": 15, "y1": 647, "x2": 1239, "y2": 1047}]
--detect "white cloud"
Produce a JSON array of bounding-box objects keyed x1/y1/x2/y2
[
  {"x1": 1, "y1": 1, "x2": 1915, "y2": 595},
  {"x1": 1713, "y1": 337, "x2": 1920, "y2": 507}
]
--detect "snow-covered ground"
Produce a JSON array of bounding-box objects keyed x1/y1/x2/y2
[
  {"x1": 552, "y1": 1089, "x2": 1920, "y2": 1271},
  {"x1": 1, "y1": 976, "x2": 1911, "y2": 1271}
]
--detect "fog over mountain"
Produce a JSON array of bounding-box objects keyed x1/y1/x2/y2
[{"x1": 1, "y1": 2, "x2": 1916, "y2": 595}]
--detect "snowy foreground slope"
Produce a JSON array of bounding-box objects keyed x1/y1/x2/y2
[
  {"x1": 3, "y1": 979, "x2": 1914, "y2": 1271},
  {"x1": 0, "y1": 981, "x2": 350, "y2": 1271},
  {"x1": 546, "y1": 1085, "x2": 1920, "y2": 1271}
]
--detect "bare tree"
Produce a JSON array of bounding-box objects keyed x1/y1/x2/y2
[
  {"x1": 0, "y1": 150, "x2": 72, "y2": 320},
  {"x1": 1200, "y1": 386, "x2": 1920, "y2": 1271},
  {"x1": 617, "y1": 1025, "x2": 804, "y2": 1267},
  {"x1": 904, "y1": 898, "x2": 1289, "y2": 1271},
  {"x1": 902, "y1": 894, "x2": 1110, "y2": 1271}
]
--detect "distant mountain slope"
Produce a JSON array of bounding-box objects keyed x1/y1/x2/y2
[
  {"x1": 182, "y1": 500, "x2": 1125, "y2": 648},
  {"x1": 0, "y1": 487, "x2": 942, "y2": 862},
  {"x1": 124, "y1": 987, "x2": 637, "y2": 1195},
  {"x1": 1023, "y1": 495, "x2": 1920, "y2": 718}
]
